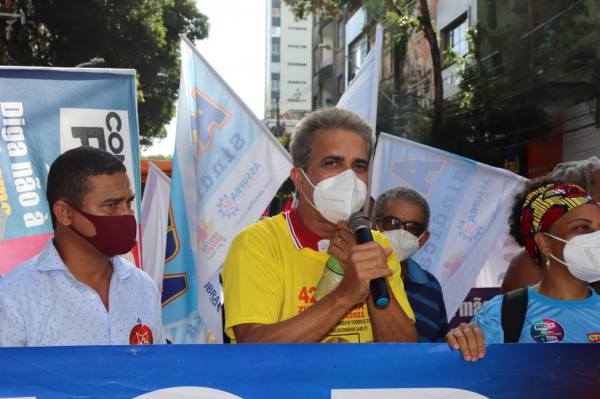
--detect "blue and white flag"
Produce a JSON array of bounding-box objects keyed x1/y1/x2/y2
[
  {"x1": 336, "y1": 24, "x2": 382, "y2": 138},
  {"x1": 371, "y1": 133, "x2": 526, "y2": 319},
  {"x1": 0, "y1": 67, "x2": 142, "y2": 274},
  {"x1": 162, "y1": 36, "x2": 293, "y2": 343}
]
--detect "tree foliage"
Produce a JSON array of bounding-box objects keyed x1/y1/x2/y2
[
  {"x1": 0, "y1": 0, "x2": 209, "y2": 147},
  {"x1": 435, "y1": 0, "x2": 596, "y2": 167}
]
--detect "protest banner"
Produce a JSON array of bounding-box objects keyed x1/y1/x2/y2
[
  {"x1": 0, "y1": 344, "x2": 596, "y2": 398},
  {"x1": 0, "y1": 67, "x2": 142, "y2": 273},
  {"x1": 161, "y1": 36, "x2": 293, "y2": 343},
  {"x1": 371, "y1": 133, "x2": 527, "y2": 319}
]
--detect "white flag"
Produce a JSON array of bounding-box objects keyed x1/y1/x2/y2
[{"x1": 140, "y1": 161, "x2": 171, "y2": 290}]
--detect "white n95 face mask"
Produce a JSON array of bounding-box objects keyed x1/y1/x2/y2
[
  {"x1": 301, "y1": 169, "x2": 367, "y2": 224},
  {"x1": 381, "y1": 229, "x2": 423, "y2": 263},
  {"x1": 545, "y1": 230, "x2": 600, "y2": 282}
]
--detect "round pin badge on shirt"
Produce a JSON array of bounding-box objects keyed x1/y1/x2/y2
[
  {"x1": 130, "y1": 322, "x2": 154, "y2": 345},
  {"x1": 529, "y1": 318, "x2": 565, "y2": 343}
]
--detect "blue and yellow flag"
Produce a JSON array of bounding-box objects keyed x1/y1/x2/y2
[{"x1": 162, "y1": 36, "x2": 292, "y2": 343}]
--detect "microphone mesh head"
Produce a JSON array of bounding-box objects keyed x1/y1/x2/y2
[{"x1": 348, "y1": 211, "x2": 371, "y2": 233}]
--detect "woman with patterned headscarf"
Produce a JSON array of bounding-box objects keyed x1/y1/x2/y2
[
  {"x1": 502, "y1": 157, "x2": 600, "y2": 293},
  {"x1": 446, "y1": 179, "x2": 600, "y2": 361}
]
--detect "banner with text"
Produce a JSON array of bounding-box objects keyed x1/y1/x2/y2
[
  {"x1": 0, "y1": 344, "x2": 596, "y2": 398},
  {"x1": 371, "y1": 133, "x2": 527, "y2": 319},
  {"x1": 161, "y1": 36, "x2": 293, "y2": 343},
  {"x1": 0, "y1": 67, "x2": 142, "y2": 274}
]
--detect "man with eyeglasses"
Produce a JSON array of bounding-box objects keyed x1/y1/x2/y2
[{"x1": 372, "y1": 186, "x2": 448, "y2": 342}]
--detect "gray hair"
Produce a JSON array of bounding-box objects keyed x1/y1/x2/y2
[
  {"x1": 289, "y1": 107, "x2": 373, "y2": 170},
  {"x1": 550, "y1": 156, "x2": 600, "y2": 192},
  {"x1": 372, "y1": 186, "x2": 431, "y2": 230}
]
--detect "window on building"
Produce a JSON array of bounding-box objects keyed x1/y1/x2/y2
[
  {"x1": 272, "y1": 80, "x2": 280, "y2": 90},
  {"x1": 443, "y1": 15, "x2": 468, "y2": 61},
  {"x1": 348, "y1": 35, "x2": 368, "y2": 84},
  {"x1": 272, "y1": 8, "x2": 280, "y2": 17},
  {"x1": 337, "y1": 19, "x2": 343, "y2": 51},
  {"x1": 337, "y1": 75, "x2": 344, "y2": 99},
  {"x1": 272, "y1": 90, "x2": 280, "y2": 102},
  {"x1": 272, "y1": 44, "x2": 280, "y2": 54},
  {"x1": 272, "y1": 27, "x2": 281, "y2": 37},
  {"x1": 271, "y1": 63, "x2": 280, "y2": 73}
]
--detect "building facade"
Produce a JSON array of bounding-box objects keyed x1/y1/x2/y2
[{"x1": 265, "y1": 0, "x2": 312, "y2": 120}]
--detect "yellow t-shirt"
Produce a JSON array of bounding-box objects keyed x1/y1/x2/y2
[{"x1": 222, "y1": 209, "x2": 415, "y2": 343}]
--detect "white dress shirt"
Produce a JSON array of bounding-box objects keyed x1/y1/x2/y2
[{"x1": 0, "y1": 238, "x2": 166, "y2": 346}]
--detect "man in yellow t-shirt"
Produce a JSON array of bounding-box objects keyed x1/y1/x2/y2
[{"x1": 222, "y1": 108, "x2": 417, "y2": 343}]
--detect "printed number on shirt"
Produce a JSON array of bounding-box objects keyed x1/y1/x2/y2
[
  {"x1": 298, "y1": 287, "x2": 316, "y2": 304},
  {"x1": 298, "y1": 287, "x2": 316, "y2": 313}
]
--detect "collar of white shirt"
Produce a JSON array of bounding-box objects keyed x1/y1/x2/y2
[{"x1": 35, "y1": 238, "x2": 136, "y2": 280}]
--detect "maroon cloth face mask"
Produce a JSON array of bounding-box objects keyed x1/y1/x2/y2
[{"x1": 65, "y1": 200, "x2": 137, "y2": 257}]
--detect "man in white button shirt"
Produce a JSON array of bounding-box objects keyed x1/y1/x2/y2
[{"x1": 0, "y1": 146, "x2": 166, "y2": 346}]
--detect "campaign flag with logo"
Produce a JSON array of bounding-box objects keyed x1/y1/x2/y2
[
  {"x1": 336, "y1": 24, "x2": 382, "y2": 137},
  {"x1": 161, "y1": 36, "x2": 292, "y2": 343},
  {"x1": 140, "y1": 161, "x2": 171, "y2": 290},
  {"x1": 0, "y1": 67, "x2": 142, "y2": 275},
  {"x1": 371, "y1": 133, "x2": 527, "y2": 318}
]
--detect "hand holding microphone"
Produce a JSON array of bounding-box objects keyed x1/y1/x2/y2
[
  {"x1": 348, "y1": 212, "x2": 390, "y2": 306},
  {"x1": 326, "y1": 212, "x2": 394, "y2": 307}
]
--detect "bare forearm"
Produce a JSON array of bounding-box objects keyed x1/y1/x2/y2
[
  {"x1": 367, "y1": 282, "x2": 417, "y2": 342},
  {"x1": 235, "y1": 291, "x2": 353, "y2": 343}
]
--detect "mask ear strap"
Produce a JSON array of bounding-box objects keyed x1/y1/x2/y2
[
  {"x1": 549, "y1": 253, "x2": 568, "y2": 267},
  {"x1": 300, "y1": 169, "x2": 317, "y2": 189},
  {"x1": 302, "y1": 191, "x2": 319, "y2": 212},
  {"x1": 544, "y1": 232, "x2": 568, "y2": 244}
]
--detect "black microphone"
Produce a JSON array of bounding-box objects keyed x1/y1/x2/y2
[{"x1": 348, "y1": 211, "x2": 390, "y2": 306}]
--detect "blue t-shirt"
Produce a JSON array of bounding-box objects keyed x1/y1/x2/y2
[
  {"x1": 404, "y1": 258, "x2": 448, "y2": 343},
  {"x1": 472, "y1": 285, "x2": 600, "y2": 343}
]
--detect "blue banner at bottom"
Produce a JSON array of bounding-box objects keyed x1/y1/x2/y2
[{"x1": 0, "y1": 344, "x2": 597, "y2": 398}]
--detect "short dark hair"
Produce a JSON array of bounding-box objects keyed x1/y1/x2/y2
[{"x1": 46, "y1": 146, "x2": 126, "y2": 229}]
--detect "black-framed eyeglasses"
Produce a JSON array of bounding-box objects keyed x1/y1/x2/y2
[{"x1": 375, "y1": 216, "x2": 425, "y2": 237}]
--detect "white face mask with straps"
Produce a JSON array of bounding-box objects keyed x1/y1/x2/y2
[
  {"x1": 376, "y1": 225, "x2": 424, "y2": 262},
  {"x1": 545, "y1": 230, "x2": 600, "y2": 282},
  {"x1": 301, "y1": 169, "x2": 367, "y2": 224}
]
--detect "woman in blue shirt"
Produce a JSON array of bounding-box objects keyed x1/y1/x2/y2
[{"x1": 447, "y1": 179, "x2": 600, "y2": 361}]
